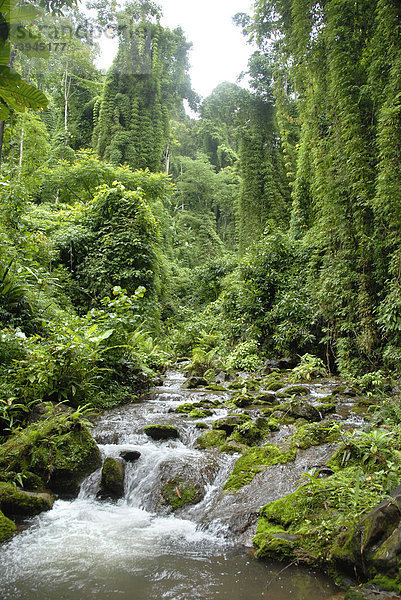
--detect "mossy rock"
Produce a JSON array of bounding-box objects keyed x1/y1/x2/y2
[
  {"x1": 223, "y1": 445, "x2": 296, "y2": 492},
  {"x1": 176, "y1": 403, "x2": 194, "y2": 414},
  {"x1": 288, "y1": 400, "x2": 321, "y2": 422},
  {"x1": 196, "y1": 430, "x2": 227, "y2": 449},
  {"x1": 161, "y1": 477, "x2": 202, "y2": 510},
  {"x1": 227, "y1": 380, "x2": 246, "y2": 390},
  {"x1": 120, "y1": 450, "x2": 141, "y2": 462},
  {"x1": 316, "y1": 403, "x2": 337, "y2": 415},
  {"x1": 220, "y1": 440, "x2": 249, "y2": 454},
  {"x1": 231, "y1": 394, "x2": 253, "y2": 408},
  {"x1": 98, "y1": 458, "x2": 125, "y2": 499},
  {"x1": 212, "y1": 414, "x2": 251, "y2": 435},
  {"x1": 184, "y1": 376, "x2": 208, "y2": 389},
  {"x1": 230, "y1": 421, "x2": 264, "y2": 445},
  {"x1": 0, "y1": 482, "x2": 55, "y2": 518},
  {"x1": 189, "y1": 408, "x2": 213, "y2": 419},
  {"x1": 0, "y1": 413, "x2": 101, "y2": 498},
  {"x1": 144, "y1": 425, "x2": 179, "y2": 441},
  {"x1": 0, "y1": 510, "x2": 16, "y2": 543},
  {"x1": 291, "y1": 421, "x2": 341, "y2": 450},
  {"x1": 195, "y1": 422, "x2": 209, "y2": 429},
  {"x1": 205, "y1": 384, "x2": 228, "y2": 392},
  {"x1": 264, "y1": 381, "x2": 285, "y2": 392},
  {"x1": 254, "y1": 524, "x2": 298, "y2": 560},
  {"x1": 277, "y1": 385, "x2": 310, "y2": 398},
  {"x1": 253, "y1": 392, "x2": 278, "y2": 405}
]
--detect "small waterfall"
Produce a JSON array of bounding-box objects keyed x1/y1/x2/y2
[{"x1": 0, "y1": 370, "x2": 342, "y2": 600}]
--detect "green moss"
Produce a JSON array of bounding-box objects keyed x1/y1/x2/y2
[
  {"x1": 291, "y1": 421, "x2": 341, "y2": 451},
  {"x1": 220, "y1": 440, "x2": 249, "y2": 454},
  {"x1": 196, "y1": 430, "x2": 227, "y2": 449},
  {"x1": 195, "y1": 422, "x2": 208, "y2": 429},
  {"x1": 176, "y1": 403, "x2": 193, "y2": 414},
  {"x1": 264, "y1": 381, "x2": 284, "y2": 392},
  {"x1": 161, "y1": 478, "x2": 200, "y2": 509},
  {"x1": 189, "y1": 408, "x2": 213, "y2": 419},
  {"x1": 230, "y1": 421, "x2": 264, "y2": 445},
  {"x1": 99, "y1": 458, "x2": 125, "y2": 498},
  {"x1": 205, "y1": 384, "x2": 227, "y2": 392},
  {"x1": 254, "y1": 521, "x2": 298, "y2": 560},
  {"x1": 144, "y1": 425, "x2": 179, "y2": 440},
  {"x1": 0, "y1": 413, "x2": 101, "y2": 497},
  {"x1": 223, "y1": 445, "x2": 296, "y2": 492},
  {"x1": 230, "y1": 395, "x2": 253, "y2": 408},
  {"x1": 277, "y1": 386, "x2": 310, "y2": 398},
  {"x1": 212, "y1": 414, "x2": 251, "y2": 435},
  {"x1": 0, "y1": 510, "x2": 16, "y2": 543},
  {"x1": 0, "y1": 483, "x2": 54, "y2": 518},
  {"x1": 369, "y1": 575, "x2": 401, "y2": 594}
]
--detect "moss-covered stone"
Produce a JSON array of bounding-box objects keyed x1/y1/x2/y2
[
  {"x1": 223, "y1": 445, "x2": 296, "y2": 492},
  {"x1": 288, "y1": 400, "x2": 321, "y2": 422},
  {"x1": 98, "y1": 458, "x2": 125, "y2": 499},
  {"x1": 220, "y1": 440, "x2": 249, "y2": 454},
  {"x1": 254, "y1": 521, "x2": 298, "y2": 560},
  {"x1": 176, "y1": 403, "x2": 194, "y2": 414},
  {"x1": 253, "y1": 392, "x2": 278, "y2": 405},
  {"x1": 196, "y1": 430, "x2": 227, "y2": 449},
  {"x1": 195, "y1": 422, "x2": 209, "y2": 429},
  {"x1": 264, "y1": 381, "x2": 284, "y2": 392},
  {"x1": 277, "y1": 385, "x2": 310, "y2": 398},
  {"x1": 0, "y1": 413, "x2": 101, "y2": 497},
  {"x1": 0, "y1": 510, "x2": 16, "y2": 543},
  {"x1": 189, "y1": 408, "x2": 213, "y2": 419},
  {"x1": 144, "y1": 424, "x2": 179, "y2": 440},
  {"x1": 230, "y1": 421, "x2": 264, "y2": 445},
  {"x1": 316, "y1": 403, "x2": 337, "y2": 415},
  {"x1": 0, "y1": 482, "x2": 55, "y2": 518},
  {"x1": 212, "y1": 414, "x2": 251, "y2": 435},
  {"x1": 230, "y1": 395, "x2": 253, "y2": 408},
  {"x1": 205, "y1": 384, "x2": 228, "y2": 392},
  {"x1": 161, "y1": 478, "x2": 201, "y2": 510},
  {"x1": 291, "y1": 421, "x2": 341, "y2": 450}
]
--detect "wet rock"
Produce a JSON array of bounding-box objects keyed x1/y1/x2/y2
[
  {"x1": 332, "y1": 495, "x2": 401, "y2": 579},
  {"x1": 189, "y1": 408, "x2": 213, "y2": 418},
  {"x1": 212, "y1": 414, "x2": 251, "y2": 435},
  {"x1": 0, "y1": 483, "x2": 55, "y2": 518},
  {"x1": 144, "y1": 424, "x2": 179, "y2": 440},
  {"x1": 158, "y1": 457, "x2": 219, "y2": 512},
  {"x1": 231, "y1": 395, "x2": 253, "y2": 408},
  {"x1": 264, "y1": 380, "x2": 284, "y2": 392},
  {"x1": 120, "y1": 450, "x2": 141, "y2": 462},
  {"x1": 0, "y1": 415, "x2": 101, "y2": 498},
  {"x1": 277, "y1": 385, "x2": 310, "y2": 398},
  {"x1": 195, "y1": 422, "x2": 209, "y2": 429},
  {"x1": 215, "y1": 370, "x2": 231, "y2": 384},
  {"x1": 0, "y1": 510, "x2": 16, "y2": 542},
  {"x1": 196, "y1": 430, "x2": 227, "y2": 449},
  {"x1": 253, "y1": 392, "x2": 278, "y2": 405},
  {"x1": 344, "y1": 587, "x2": 399, "y2": 600},
  {"x1": 98, "y1": 458, "x2": 125, "y2": 499},
  {"x1": 288, "y1": 400, "x2": 322, "y2": 422},
  {"x1": 220, "y1": 440, "x2": 249, "y2": 454},
  {"x1": 184, "y1": 376, "x2": 208, "y2": 389}
]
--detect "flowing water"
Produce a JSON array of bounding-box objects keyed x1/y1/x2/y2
[{"x1": 0, "y1": 371, "x2": 344, "y2": 600}]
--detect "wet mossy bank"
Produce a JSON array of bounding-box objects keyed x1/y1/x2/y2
[
  {"x1": 0, "y1": 406, "x2": 102, "y2": 542},
  {"x1": 174, "y1": 362, "x2": 401, "y2": 598}
]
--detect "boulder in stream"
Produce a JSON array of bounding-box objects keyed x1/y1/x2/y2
[
  {"x1": 212, "y1": 414, "x2": 251, "y2": 435},
  {"x1": 98, "y1": 458, "x2": 125, "y2": 499},
  {"x1": 0, "y1": 510, "x2": 16, "y2": 543},
  {"x1": 144, "y1": 424, "x2": 180, "y2": 440},
  {"x1": 0, "y1": 412, "x2": 101, "y2": 498},
  {"x1": 0, "y1": 482, "x2": 55, "y2": 518},
  {"x1": 120, "y1": 450, "x2": 141, "y2": 462},
  {"x1": 184, "y1": 376, "x2": 208, "y2": 389},
  {"x1": 288, "y1": 400, "x2": 322, "y2": 422}
]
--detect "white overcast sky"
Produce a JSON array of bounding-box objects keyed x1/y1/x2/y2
[{"x1": 97, "y1": 0, "x2": 255, "y2": 99}]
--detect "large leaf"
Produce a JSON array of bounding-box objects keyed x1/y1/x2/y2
[{"x1": 0, "y1": 66, "x2": 48, "y2": 115}]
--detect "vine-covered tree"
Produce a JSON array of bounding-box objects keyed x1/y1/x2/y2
[{"x1": 93, "y1": 2, "x2": 196, "y2": 172}]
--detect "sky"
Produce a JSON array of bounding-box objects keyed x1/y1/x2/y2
[{"x1": 97, "y1": 0, "x2": 255, "y2": 100}]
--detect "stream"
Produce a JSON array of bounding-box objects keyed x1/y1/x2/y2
[{"x1": 0, "y1": 371, "x2": 345, "y2": 600}]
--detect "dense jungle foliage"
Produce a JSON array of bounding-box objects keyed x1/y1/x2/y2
[{"x1": 1, "y1": 0, "x2": 401, "y2": 488}]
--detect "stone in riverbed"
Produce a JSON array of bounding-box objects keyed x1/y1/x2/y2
[
  {"x1": 184, "y1": 376, "x2": 208, "y2": 389},
  {"x1": 144, "y1": 424, "x2": 179, "y2": 440},
  {"x1": 120, "y1": 450, "x2": 141, "y2": 462},
  {"x1": 212, "y1": 414, "x2": 251, "y2": 436},
  {"x1": 288, "y1": 400, "x2": 322, "y2": 422},
  {"x1": 0, "y1": 482, "x2": 55, "y2": 518},
  {"x1": 0, "y1": 510, "x2": 15, "y2": 542},
  {"x1": 98, "y1": 457, "x2": 125, "y2": 499}
]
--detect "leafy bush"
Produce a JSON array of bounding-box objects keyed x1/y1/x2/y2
[{"x1": 225, "y1": 340, "x2": 264, "y2": 371}]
